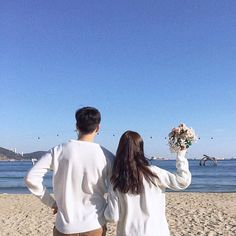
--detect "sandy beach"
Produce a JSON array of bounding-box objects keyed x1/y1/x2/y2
[{"x1": 0, "y1": 193, "x2": 235, "y2": 236}]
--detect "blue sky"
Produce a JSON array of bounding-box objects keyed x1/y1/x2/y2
[{"x1": 1, "y1": 1, "x2": 236, "y2": 158}]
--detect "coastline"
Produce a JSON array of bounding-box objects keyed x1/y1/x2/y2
[
  {"x1": 1, "y1": 193, "x2": 235, "y2": 236},
  {"x1": 1, "y1": 158, "x2": 236, "y2": 161}
]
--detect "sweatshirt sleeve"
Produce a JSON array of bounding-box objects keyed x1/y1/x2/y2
[
  {"x1": 24, "y1": 150, "x2": 56, "y2": 208},
  {"x1": 104, "y1": 185, "x2": 119, "y2": 222},
  {"x1": 154, "y1": 149, "x2": 191, "y2": 190}
]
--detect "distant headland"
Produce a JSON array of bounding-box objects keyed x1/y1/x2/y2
[{"x1": 0, "y1": 147, "x2": 46, "y2": 161}]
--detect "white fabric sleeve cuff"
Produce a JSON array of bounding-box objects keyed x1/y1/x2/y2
[{"x1": 40, "y1": 188, "x2": 56, "y2": 208}]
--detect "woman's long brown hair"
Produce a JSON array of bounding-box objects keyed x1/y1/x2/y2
[{"x1": 111, "y1": 131, "x2": 159, "y2": 194}]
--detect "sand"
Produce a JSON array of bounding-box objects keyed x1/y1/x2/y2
[{"x1": 0, "y1": 193, "x2": 235, "y2": 236}]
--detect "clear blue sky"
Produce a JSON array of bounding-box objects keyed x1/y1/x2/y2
[{"x1": 1, "y1": 1, "x2": 236, "y2": 158}]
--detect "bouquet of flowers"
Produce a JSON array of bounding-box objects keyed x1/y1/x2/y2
[{"x1": 168, "y1": 123, "x2": 197, "y2": 153}]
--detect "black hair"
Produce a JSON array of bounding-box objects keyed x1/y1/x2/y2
[{"x1": 75, "y1": 107, "x2": 101, "y2": 134}]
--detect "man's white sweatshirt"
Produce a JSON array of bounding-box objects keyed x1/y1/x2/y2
[
  {"x1": 104, "y1": 150, "x2": 191, "y2": 236},
  {"x1": 25, "y1": 140, "x2": 114, "y2": 234}
]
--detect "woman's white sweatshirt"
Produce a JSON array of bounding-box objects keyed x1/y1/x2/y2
[{"x1": 104, "y1": 150, "x2": 191, "y2": 236}]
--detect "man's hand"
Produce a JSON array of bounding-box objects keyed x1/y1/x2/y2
[{"x1": 52, "y1": 202, "x2": 58, "y2": 215}]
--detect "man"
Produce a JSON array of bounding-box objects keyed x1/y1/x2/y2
[{"x1": 25, "y1": 107, "x2": 114, "y2": 236}]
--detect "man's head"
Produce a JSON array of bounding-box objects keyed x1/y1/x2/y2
[{"x1": 75, "y1": 107, "x2": 101, "y2": 135}]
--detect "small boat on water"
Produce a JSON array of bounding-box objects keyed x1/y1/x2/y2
[{"x1": 31, "y1": 158, "x2": 37, "y2": 165}]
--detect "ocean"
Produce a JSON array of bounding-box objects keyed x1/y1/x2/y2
[{"x1": 0, "y1": 160, "x2": 236, "y2": 194}]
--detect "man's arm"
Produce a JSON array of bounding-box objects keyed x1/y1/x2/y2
[{"x1": 25, "y1": 150, "x2": 56, "y2": 207}]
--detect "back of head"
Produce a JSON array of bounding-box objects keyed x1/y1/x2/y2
[
  {"x1": 75, "y1": 107, "x2": 101, "y2": 134},
  {"x1": 111, "y1": 130, "x2": 158, "y2": 194}
]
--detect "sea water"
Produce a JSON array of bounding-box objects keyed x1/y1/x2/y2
[{"x1": 0, "y1": 160, "x2": 235, "y2": 194}]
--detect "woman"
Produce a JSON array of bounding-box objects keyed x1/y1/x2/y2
[{"x1": 104, "y1": 131, "x2": 191, "y2": 236}]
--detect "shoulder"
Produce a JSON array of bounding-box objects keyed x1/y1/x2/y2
[
  {"x1": 100, "y1": 146, "x2": 114, "y2": 156},
  {"x1": 100, "y1": 146, "x2": 115, "y2": 160},
  {"x1": 50, "y1": 140, "x2": 77, "y2": 154},
  {"x1": 49, "y1": 143, "x2": 65, "y2": 156},
  {"x1": 99, "y1": 146, "x2": 115, "y2": 167}
]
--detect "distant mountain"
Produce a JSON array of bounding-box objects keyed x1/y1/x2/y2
[
  {"x1": 23, "y1": 151, "x2": 47, "y2": 160},
  {"x1": 0, "y1": 147, "x2": 46, "y2": 161},
  {"x1": 0, "y1": 147, "x2": 23, "y2": 160}
]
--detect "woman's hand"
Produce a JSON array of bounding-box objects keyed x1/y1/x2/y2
[{"x1": 180, "y1": 146, "x2": 187, "y2": 151}]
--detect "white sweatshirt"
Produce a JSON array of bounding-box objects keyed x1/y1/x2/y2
[
  {"x1": 104, "y1": 150, "x2": 191, "y2": 236},
  {"x1": 25, "y1": 140, "x2": 114, "y2": 234}
]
